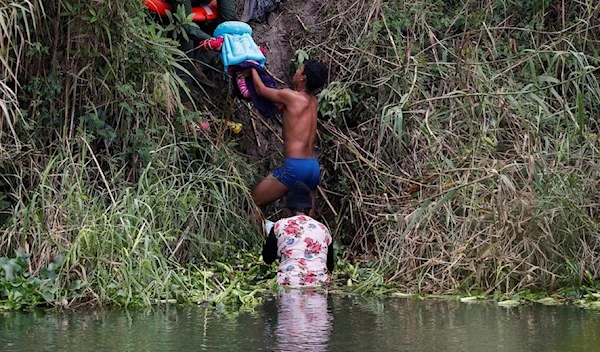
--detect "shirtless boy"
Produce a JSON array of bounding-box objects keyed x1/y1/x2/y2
[{"x1": 240, "y1": 59, "x2": 328, "y2": 215}]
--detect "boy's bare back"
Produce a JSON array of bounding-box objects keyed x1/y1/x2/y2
[{"x1": 280, "y1": 90, "x2": 318, "y2": 159}]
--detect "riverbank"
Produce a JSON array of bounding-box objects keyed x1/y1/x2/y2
[
  {"x1": 1, "y1": 0, "x2": 599, "y2": 310},
  {"x1": 2, "y1": 247, "x2": 600, "y2": 311}
]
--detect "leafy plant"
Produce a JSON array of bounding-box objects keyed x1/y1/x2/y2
[{"x1": 0, "y1": 251, "x2": 62, "y2": 310}]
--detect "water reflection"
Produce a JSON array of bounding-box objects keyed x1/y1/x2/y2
[
  {"x1": 274, "y1": 289, "x2": 332, "y2": 352},
  {"x1": 1, "y1": 294, "x2": 600, "y2": 351}
]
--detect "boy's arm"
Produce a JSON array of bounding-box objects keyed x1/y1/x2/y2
[{"x1": 250, "y1": 69, "x2": 296, "y2": 105}]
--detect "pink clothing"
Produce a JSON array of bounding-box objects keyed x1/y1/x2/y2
[
  {"x1": 236, "y1": 77, "x2": 251, "y2": 98},
  {"x1": 275, "y1": 289, "x2": 331, "y2": 351},
  {"x1": 273, "y1": 215, "x2": 332, "y2": 287},
  {"x1": 235, "y1": 59, "x2": 260, "y2": 98},
  {"x1": 197, "y1": 37, "x2": 224, "y2": 51}
]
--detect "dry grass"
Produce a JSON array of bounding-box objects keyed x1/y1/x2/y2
[
  {"x1": 0, "y1": 1, "x2": 42, "y2": 151},
  {"x1": 293, "y1": 0, "x2": 600, "y2": 293},
  {"x1": 0, "y1": 0, "x2": 261, "y2": 306}
]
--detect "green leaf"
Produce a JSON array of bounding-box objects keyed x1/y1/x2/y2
[
  {"x1": 500, "y1": 174, "x2": 516, "y2": 192},
  {"x1": 537, "y1": 75, "x2": 560, "y2": 85},
  {"x1": 42, "y1": 291, "x2": 54, "y2": 302},
  {"x1": 2, "y1": 264, "x2": 14, "y2": 281}
]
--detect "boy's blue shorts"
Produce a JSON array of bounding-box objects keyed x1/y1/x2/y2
[{"x1": 272, "y1": 157, "x2": 320, "y2": 190}]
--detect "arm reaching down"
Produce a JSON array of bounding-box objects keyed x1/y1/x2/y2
[{"x1": 250, "y1": 69, "x2": 295, "y2": 105}]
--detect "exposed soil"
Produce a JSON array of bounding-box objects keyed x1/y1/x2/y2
[{"x1": 239, "y1": 0, "x2": 323, "y2": 81}]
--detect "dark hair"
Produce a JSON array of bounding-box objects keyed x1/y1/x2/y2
[
  {"x1": 285, "y1": 182, "x2": 312, "y2": 211},
  {"x1": 289, "y1": 207, "x2": 312, "y2": 215},
  {"x1": 303, "y1": 59, "x2": 328, "y2": 93}
]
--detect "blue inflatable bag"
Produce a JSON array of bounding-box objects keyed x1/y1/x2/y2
[{"x1": 214, "y1": 21, "x2": 266, "y2": 74}]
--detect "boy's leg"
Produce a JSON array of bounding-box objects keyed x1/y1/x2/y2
[
  {"x1": 251, "y1": 175, "x2": 289, "y2": 208},
  {"x1": 251, "y1": 175, "x2": 289, "y2": 232}
]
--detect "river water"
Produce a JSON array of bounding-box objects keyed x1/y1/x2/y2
[{"x1": 1, "y1": 292, "x2": 599, "y2": 351}]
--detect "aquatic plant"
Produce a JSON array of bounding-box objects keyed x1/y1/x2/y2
[{"x1": 0, "y1": 251, "x2": 61, "y2": 310}]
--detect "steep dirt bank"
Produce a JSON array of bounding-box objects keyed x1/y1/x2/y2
[
  {"x1": 211, "y1": 0, "x2": 330, "y2": 216},
  {"x1": 244, "y1": 0, "x2": 325, "y2": 82}
]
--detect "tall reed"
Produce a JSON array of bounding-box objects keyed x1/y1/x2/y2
[
  {"x1": 300, "y1": 0, "x2": 599, "y2": 293},
  {"x1": 1, "y1": 0, "x2": 261, "y2": 307}
]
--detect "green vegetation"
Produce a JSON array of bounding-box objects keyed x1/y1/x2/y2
[
  {"x1": 307, "y1": 0, "x2": 599, "y2": 295},
  {"x1": 1, "y1": 0, "x2": 261, "y2": 309},
  {"x1": 1, "y1": 0, "x2": 599, "y2": 310}
]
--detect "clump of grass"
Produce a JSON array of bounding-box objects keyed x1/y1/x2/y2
[
  {"x1": 0, "y1": 0, "x2": 42, "y2": 151},
  {"x1": 0, "y1": 0, "x2": 264, "y2": 308},
  {"x1": 1, "y1": 137, "x2": 261, "y2": 307},
  {"x1": 296, "y1": 0, "x2": 600, "y2": 294}
]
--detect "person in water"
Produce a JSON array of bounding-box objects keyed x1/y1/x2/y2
[
  {"x1": 239, "y1": 59, "x2": 328, "y2": 216},
  {"x1": 262, "y1": 181, "x2": 334, "y2": 287}
]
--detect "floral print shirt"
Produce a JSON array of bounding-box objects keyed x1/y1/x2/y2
[{"x1": 273, "y1": 215, "x2": 332, "y2": 287}]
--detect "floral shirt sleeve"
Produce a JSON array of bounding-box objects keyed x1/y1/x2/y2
[{"x1": 274, "y1": 215, "x2": 332, "y2": 287}]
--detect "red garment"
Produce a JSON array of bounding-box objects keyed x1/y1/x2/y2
[
  {"x1": 197, "y1": 37, "x2": 266, "y2": 55},
  {"x1": 198, "y1": 37, "x2": 224, "y2": 51}
]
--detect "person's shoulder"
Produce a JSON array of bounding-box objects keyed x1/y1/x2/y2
[
  {"x1": 272, "y1": 88, "x2": 303, "y2": 104},
  {"x1": 274, "y1": 215, "x2": 301, "y2": 227},
  {"x1": 282, "y1": 89, "x2": 310, "y2": 100},
  {"x1": 274, "y1": 218, "x2": 287, "y2": 232},
  {"x1": 280, "y1": 88, "x2": 307, "y2": 98}
]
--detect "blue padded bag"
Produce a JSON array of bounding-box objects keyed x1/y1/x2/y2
[{"x1": 214, "y1": 21, "x2": 266, "y2": 74}]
